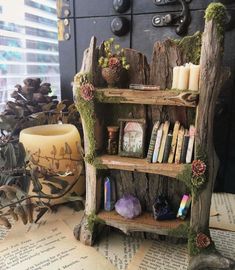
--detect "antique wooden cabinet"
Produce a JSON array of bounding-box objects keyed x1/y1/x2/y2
[{"x1": 57, "y1": 0, "x2": 235, "y2": 192}]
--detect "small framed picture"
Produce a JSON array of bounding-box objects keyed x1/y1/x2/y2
[{"x1": 118, "y1": 118, "x2": 146, "y2": 158}]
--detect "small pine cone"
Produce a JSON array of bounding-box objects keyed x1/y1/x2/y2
[
  {"x1": 196, "y1": 232, "x2": 211, "y2": 248},
  {"x1": 0, "y1": 216, "x2": 11, "y2": 229},
  {"x1": 192, "y1": 159, "x2": 206, "y2": 177}
]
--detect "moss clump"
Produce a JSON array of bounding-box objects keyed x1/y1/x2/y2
[
  {"x1": 188, "y1": 229, "x2": 200, "y2": 256},
  {"x1": 205, "y1": 3, "x2": 226, "y2": 42},
  {"x1": 174, "y1": 32, "x2": 202, "y2": 65},
  {"x1": 93, "y1": 158, "x2": 108, "y2": 170},
  {"x1": 169, "y1": 223, "x2": 189, "y2": 238},
  {"x1": 87, "y1": 212, "x2": 105, "y2": 233},
  {"x1": 74, "y1": 73, "x2": 96, "y2": 165},
  {"x1": 95, "y1": 91, "x2": 126, "y2": 104},
  {"x1": 177, "y1": 164, "x2": 192, "y2": 190}
]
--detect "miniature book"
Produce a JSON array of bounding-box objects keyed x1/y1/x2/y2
[
  {"x1": 147, "y1": 121, "x2": 160, "y2": 163},
  {"x1": 158, "y1": 121, "x2": 170, "y2": 163},
  {"x1": 180, "y1": 130, "x2": 190, "y2": 163},
  {"x1": 152, "y1": 124, "x2": 163, "y2": 163},
  {"x1": 186, "y1": 125, "x2": 195, "y2": 163},
  {"x1": 168, "y1": 121, "x2": 180, "y2": 163},
  {"x1": 175, "y1": 126, "x2": 185, "y2": 164},
  {"x1": 163, "y1": 133, "x2": 173, "y2": 163}
]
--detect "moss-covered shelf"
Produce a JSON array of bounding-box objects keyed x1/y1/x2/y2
[
  {"x1": 98, "y1": 210, "x2": 187, "y2": 236},
  {"x1": 98, "y1": 155, "x2": 186, "y2": 178},
  {"x1": 96, "y1": 88, "x2": 199, "y2": 107}
]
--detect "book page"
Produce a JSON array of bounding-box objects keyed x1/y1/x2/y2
[
  {"x1": 210, "y1": 193, "x2": 235, "y2": 231},
  {"x1": 127, "y1": 240, "x2": 188, "y2": 270},
  {"x1": 0, "y1": 219, "x2": 116, "y2": 270},
  {"x1": 95, "y1": 229, "x2": 143, "y2": 270},
  {"x1": 127, "y1": 229, "x2": 235, "y2": 270}
]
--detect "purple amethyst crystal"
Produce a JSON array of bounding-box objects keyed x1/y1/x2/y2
[{"x1": 115, "y1": 194, "x2": 142, "y2": 219}]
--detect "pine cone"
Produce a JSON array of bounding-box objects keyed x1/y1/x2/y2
[{"x1": 196, "y1": 232, "x2": 211, "y2": 248}]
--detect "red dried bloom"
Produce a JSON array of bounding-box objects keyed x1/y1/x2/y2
[
  {"x1": 196, "y1": 232, "x2": 211, "y2": 248},
  {"x1": 80, "y1": 83, "x2": 95, "y2": 101},
  {"x1": 108, "y1": 57, "x2": 121, "y2": 69},
  {"x1": 192, "y1": 159, "x2": 206, "y2": 177}
]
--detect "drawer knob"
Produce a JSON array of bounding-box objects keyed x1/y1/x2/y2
[
  {"x1": 113, "y1": 0, "x2": 130, "y2": 13},
  {"x1": 111, "y1": 17, "x2": 130, "y2": 36}
]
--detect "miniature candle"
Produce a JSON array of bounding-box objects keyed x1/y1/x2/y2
[
  {"x1": 177, "y1": 66, "x2": 190, "y2": 90},
  {"x1": 189, "y1": 64, "x2": 200, "y2": 91},
  {"x1": 171, "y1": 66, "x2": 180, "y2": 89}
]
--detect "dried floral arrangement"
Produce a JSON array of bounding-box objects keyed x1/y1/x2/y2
[
  {"x1": 0, "y1": 78, "x2": 84, "y2": 229},
  {"x1": 98, "y1": 38, "x2": 130, "y2": 70}
]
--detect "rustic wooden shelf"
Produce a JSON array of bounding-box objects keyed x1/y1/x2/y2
[
  {"x1": 98, "y1": 211, "x2": 187, "y2": 236},
  {"x1": 98, "y1": 155, "x2": 185, "y2": 178},
  {"x1": 96, "y1": 88, "x2": 199, "y2": 107}
]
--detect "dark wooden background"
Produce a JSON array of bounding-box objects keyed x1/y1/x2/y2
[{"x1": 57, "y1": 0, "x2": 235, "y2": 193}]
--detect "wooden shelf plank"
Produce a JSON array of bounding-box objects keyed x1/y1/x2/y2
[
  {"x1": 99, "y1": 155, "x2": 185, "y2": 178},
  {"x1": 98, "y1": 211, "x2": 187, "y2": 237},
  {"x1": 96, "y1": 88, "x2": 199, "y2": 107}
]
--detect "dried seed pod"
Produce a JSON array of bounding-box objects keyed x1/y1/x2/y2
[
  {"x1": 38, "y1": 85, "x2": 51, "y2": 95},
  {"x1": 22, "y1": 86, "x2": 35, "y2": 95},
  {"x1": 0, "y1": 216, "x2": 12, "y2": 229},
  {"x1": 14, "y1": 205, "x2": 28, "y2": 225},
  {"x1": 9, "y1": 207, "x2": 18, "y2": 221},
  {"x1": 25, "y1": 199, "x2": 34, "y2": 223},
  {"x1": 196, "y1": 232, "x2": 211, "y2": 248},
  {"x1": 24, "y1": 78, "x2": 41, "y2": 88},
  {"x1": 33, "y1": 93, "x2": 46, "y2": 103}
]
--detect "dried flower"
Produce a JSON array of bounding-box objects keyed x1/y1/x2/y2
[
  {"x1": 80, "y1": 83, "x2": 95, "y2": 101},
  {"x1": 191, "y1": 176, "x2": 205, "y2": 188},
  {"x1": 108, "y1": 57, "x2": 121, "y2": 69},
  {"x1": 192, "y1": 159, "x2": 206, "y2": 177},
  {"x1": 196, "y1": 232, "x2": 211, "y2": 248},
  {"x1": 98, "y1": 38, "x2": 129, "y2": 70}
]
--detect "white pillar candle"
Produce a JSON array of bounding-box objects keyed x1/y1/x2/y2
[
  {"x1": 189, "y1": 64, "x2": 200, "y2": 91},
  {"x1": 177, "y1": 66, "x2": 190, "y2": 90},
  {"x1": 171, "y1": 66, "x2": 180, "y2": 89}
]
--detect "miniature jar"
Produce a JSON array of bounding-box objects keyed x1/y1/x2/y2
[{"x1": 107, "y1": 126, "x2": 119, "y2": 155}]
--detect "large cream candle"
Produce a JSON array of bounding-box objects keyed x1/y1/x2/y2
[
  {"x1": 171, "y1": 66, "x2": 180, "y2": 89},
  {"x1": 189, "y1": 64, "x2": 200, "y2": 91},
  {"x1": 19, "y1": 124, "x2": 85, "y2": 203},
  {"x1": 178, "y1": 66, "x2": 190, "y2": 90}
]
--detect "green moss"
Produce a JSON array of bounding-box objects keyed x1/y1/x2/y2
[
  {"x1": 93, "y1": 158, "x2": 108, "y2": 170},
  {"x1": 74, "y1": 73, "x2": 96, "y2": 165},
  {"x1": 188, "y1": 229, "x2": 200, "y2": 256},
  {"x1": 169, "y1": 223, "x2": 189, "y2": 238},
  {"x1": 95, "y1": 91, "x2": 125, "y2": 103},
  {"x1": 177, "y1": 164, "x2": 192, "y2": 190},
  {"x1": 205, "y1": 3, "x2": 226, "y2": 42},
  {"x1": 174, "y1": 32, "x2": 202, "y2": 64},
  {"x1": 87, "y1": 212, "x2": 105, "y2": 233}
]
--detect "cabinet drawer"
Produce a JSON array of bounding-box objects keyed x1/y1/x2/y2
[
  {"x1": 74, "y1": 0, "x2": 131, "y2": 17},
  {"x1": 132, "y1": 10, "x2": 205, "y2": 61}
]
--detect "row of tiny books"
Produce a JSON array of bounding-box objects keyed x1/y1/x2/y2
[{"x1": 147, "y1": 121, "x2": 195, "y2": 164}]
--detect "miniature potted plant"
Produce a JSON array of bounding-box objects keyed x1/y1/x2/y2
[{"x1": 98, "y1": 38, "x2": 130, "y2": 87}]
